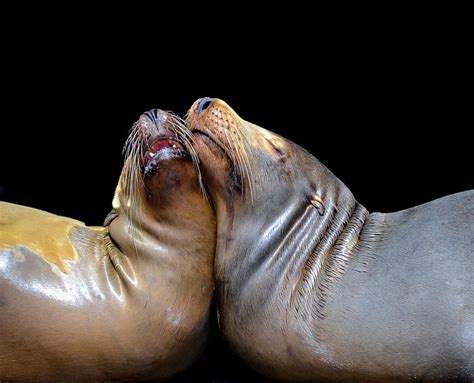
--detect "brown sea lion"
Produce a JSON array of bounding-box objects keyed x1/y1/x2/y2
[
  {"x1": 0, "y1": 109, "x2": 216, "y2": 381},
  {"x1": 188, "y1": 97, "x2": 474, "y2": 382}
]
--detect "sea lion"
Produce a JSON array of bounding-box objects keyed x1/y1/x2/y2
[
  {"x1": 0, "y1": 110, "x2": 216, "y2": 381},
  {"x1": 188, "y1": 97, "x2": 474, "y2": 382}
]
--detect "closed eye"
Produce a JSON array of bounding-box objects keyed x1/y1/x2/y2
[{"x1": 266, "y1": 138, "x2": 286, "y2": 162}]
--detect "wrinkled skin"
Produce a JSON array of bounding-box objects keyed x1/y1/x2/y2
[
  {"x1": 189, "y1": 98, "x2": 474, "y2": 382},
  {"x1": 0, "y1": 110, "x2": 216, "y2": 382}
]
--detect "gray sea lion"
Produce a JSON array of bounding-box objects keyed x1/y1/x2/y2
[
  {"x1": 0, "y1": 110, "x2": 216, "y2": 381},
  {"x1": 188, "y1": 97, "x2": 474, "y2": 382}
]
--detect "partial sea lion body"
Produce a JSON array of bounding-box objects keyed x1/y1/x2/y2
[
  {"x1": 0, "y1": 110, "x2": 216, "y2": 381},
  {"x1": 189, "y1": 98, "x2": 474, "y2": 382}
]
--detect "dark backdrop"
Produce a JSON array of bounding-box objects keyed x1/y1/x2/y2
[
  {"x1": 1, "y1": 19, "x2": 472, "y2": 383},
  {"x1": 2, "y1": 63, "x2": 471, "y2": 224}
]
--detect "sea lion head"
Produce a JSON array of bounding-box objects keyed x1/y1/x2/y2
[
  {"x1": 187, "y1": 98, "x2": 339, "y2": 224},
  {"x1": 108, "y1": 108, "x2": 214, "y2": 263},
  {"x1": 189, "y1": 99, "x2": 281, "y2": 205}
]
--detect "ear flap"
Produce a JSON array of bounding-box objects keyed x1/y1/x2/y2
[
  {"x1": 103, "y1": 209, "x2": 118, "y2": 226},
  {"x1": 310, "y1": 195, "x2": 325, "y2": 216}
]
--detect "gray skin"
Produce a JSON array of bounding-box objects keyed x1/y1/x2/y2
[
  {"x1": 0, "y1": 110, "x2": 216, "y2": 382},
  {"x1": 188, "y1": 98, "x2": 474, "y2": 382}
]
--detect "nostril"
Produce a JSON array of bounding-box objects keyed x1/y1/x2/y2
[
  {"x1": 197, "y1": 97, "x2": 214, "y2": 115},
  {"x1": 144, "y1": 109, "x2": 159, "y2": 124},
  {"x1": 200, "y1": 99, "x2": 212, "y2": 111}
]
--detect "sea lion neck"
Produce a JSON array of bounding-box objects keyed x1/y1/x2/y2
[
  {"x1": 214, "y1": 147, "x2": 372, "y2": 311},
  {"x1": 109, "y1": 195, "x2": 215, "y2": 266}
]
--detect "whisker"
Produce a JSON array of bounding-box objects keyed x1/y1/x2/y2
[
  {"x1": 223, "y1": 120, "x2": 255, "y2": 204},
  {"x1": 187, "y1": 108, "x2": 256, "y2": 204},
  {"x1": 169, "y1": 113, "x2": 209, "y2": 201}
]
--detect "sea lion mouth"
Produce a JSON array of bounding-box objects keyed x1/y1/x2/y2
[
  {"x1": 140, "y1": 110, "x2": 189, "y2": 167},
  {"x1": 143, "y1": 136, "x2": 188, "y2": 176},
  {"x1": 192, "y1": 130, "x2": 227, "y2": 157},
  {"x1": 145, "y1": 137, "x2": 186, "y2": 161},
  {"x1": 147, "y1": 137, "x2": 185, "y2": 159},
  {"x1": 191, "y1": 129, "x2": 243, "y2": 191},
  {"x1": 123, "y1": 109, "x2": 193, "y2": 173}
]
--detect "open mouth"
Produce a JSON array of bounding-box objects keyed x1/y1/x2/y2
[
  {"x1": 143, "y1": 137, "x2": 187, "y2": 175},
  {"x1": 145, "y1": 137, "x2": 185, "y2": 165}
]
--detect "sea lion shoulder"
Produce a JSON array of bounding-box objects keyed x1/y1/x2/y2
[{"x1": 0, "y1": 201, "x2": 89, "y2": 273}]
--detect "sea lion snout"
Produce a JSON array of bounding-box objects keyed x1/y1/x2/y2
[{"x1": 139, "y1": 109, "x2": 175, "y2": 142}]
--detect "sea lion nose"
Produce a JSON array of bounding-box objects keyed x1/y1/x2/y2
[
  {"x1": 144, "y1": 108, "x2": 161, "y2": 124},
  {"x1": 196, "y1": 97, "x2": 214, "y2": 115}
]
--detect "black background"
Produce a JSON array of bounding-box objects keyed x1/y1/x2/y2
[
  {"x1": 0, "y1": 11, "x2": 472, "y2": 382},
  {"x1": 2, "y1": 61, "x2": 471, "y2": 222},
  {"x1": 1, "y1": 31, "x2": 471, "y2": 222}
]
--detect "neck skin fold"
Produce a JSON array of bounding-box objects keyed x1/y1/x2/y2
[{"x1": 214, "y1": 173, "x2": 372, "y2": 321}]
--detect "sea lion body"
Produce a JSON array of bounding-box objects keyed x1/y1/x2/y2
[
  {"x1": 0, "y1": 204, "x2": 170, "y2": 381},
  {"x1": 189, "y1": 98, "x2": 474, "y2": 381},
  {"x1": 0, "y1": 110, "x2": 215, "y2": 381},
  {"x1": 318, "y1": 192, "x2": 474, "y2": 381}
]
